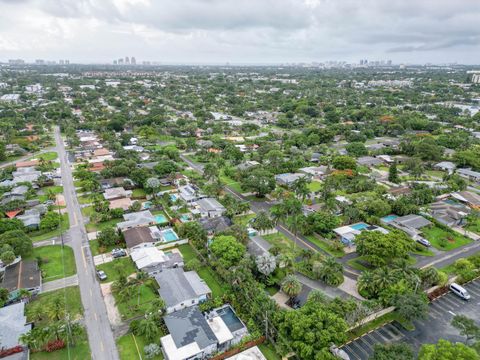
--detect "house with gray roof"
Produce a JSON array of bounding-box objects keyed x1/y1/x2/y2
[
  {"x1": 1, "y1": 260, "x2": 42, "y2": 299},
  {"x1": 429, "y1": 200, "x2": 471, "y2": 226},
  {"x1": 356, "y1": 156, "x2": 383, "y2": 167},
  {"x1": 193, "y1": 197, "x2": 226, "y2": 218},
  {"x1": 457, "y1": 168, "x2": 480, "y2": 183},
  {"x1": 0, "y1": 302, "x2": 31, "y2": 356},
  {"x1": 116, "y1": 210, "x2": 156, "y2": 232},
  {"x1": 274, "y1": 173, "x2": 306, "y2": 187},
  {"x1": 434, "y1": 161, "x2": 456, "y2": 174},
  {"x1": 199, "y1": 216, "x2": 233, "y2": 235},
  {"x1": 17, "y1": 209, "x2": 41, "y2": 230},
  {"x1": 451, "y1": 191, "x2": 480, "y2": 207},
  {"x1": 178, "y1": 184, "x2": 205, "y2": 203},
  {"x1": 155, "y1": 268, "x2": 211, "y2": 314}
]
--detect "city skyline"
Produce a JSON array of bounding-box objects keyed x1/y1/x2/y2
[{"x1": 0, "y1": 0, "x2": 479, "y2": 65}]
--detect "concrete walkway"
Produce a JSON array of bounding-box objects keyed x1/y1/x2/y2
[
  {"x1": 452, "y1": 226, "x2": 480, "y2": 241},
  {"x1": 94, "y1": 253, "x2": 114, "y2": 266},
  {"x1": 41, "y1": 274, "x2": 79, "y2": 293},
  {"x1": 33, "y1": 239, "x2": 56, "y2": 248}
]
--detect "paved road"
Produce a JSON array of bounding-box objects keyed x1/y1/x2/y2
[
  {"x1": 41, "y1": 274, "x2": 79, "y2": 293},
  {"x1": 341, "y1": 278, "x2": 480, "y2": 359},
  {"x1": 54, "y1": 127, "x2": 119, "y2": 360}
]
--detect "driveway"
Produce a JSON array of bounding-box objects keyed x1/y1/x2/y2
[{"x1": 341, "y1": 278, "x2": 480, "y2": 359}]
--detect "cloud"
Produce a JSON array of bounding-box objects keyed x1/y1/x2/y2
[{"x1": 0, "y1": 0, "x2": 479, "y2": 63}]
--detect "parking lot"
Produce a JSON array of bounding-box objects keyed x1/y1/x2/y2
[{"x1": 341, "y1": 279, "x2": 480, "y2": 360}]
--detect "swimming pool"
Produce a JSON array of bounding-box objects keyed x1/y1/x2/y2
[
  {"x1": 381, "y1": 214, "x2": 398, "y2": 223},
  {"x1": 161, "y1": 228, "x2": 179, "y2": 242},
  {"x1": 170, "y1": 194, "x2": 178, "y2": 202},
  {"x1": 351, "y1": 222, "x2": 369, "y2": 231},
  {"x1": 143, "y1": 201, "x2": 152, "y2": 209},
  {"x1": 180, "y1": 214, "x2": 190, "y2": 222},
  {"x1": 217, "y1": 306, "x2": 244, "y2": 332},
  {"x1": 155, "y1": 214, "x2": 168, "y2": 224}
]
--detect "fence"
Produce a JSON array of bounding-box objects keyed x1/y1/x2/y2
[
  {"x1": 209, "y1": 337, "x2": 266, "y2": 360},
  {"x1": 156, "y1": 239, "x2": 188, "y2": 250}
]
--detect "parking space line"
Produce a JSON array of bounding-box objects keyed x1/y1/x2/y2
[
  {"x1": 465, "y1": 287, "x2": 480, "y2": 297},
  {"x1": 362, "y1": 334, "x2": 377, "y2": 346},
  {"x1": 429, "y1": 305, "x2": 444, "y2": 317},
  {"x1": 370, "y1": 331, "x2": 387, "y2": 343},
  {"x1": 342, "y1": 346, "x2": 361, "y2": 360},
  {"x1": 439, "y1": 296, "x2": 462, "y2": 309},
  {"x1": 384, "y1": 323, "x2": 402, "y2": 338},
  {"x1": 349, "y1": 341, "x2": 370, "y2": 359}
]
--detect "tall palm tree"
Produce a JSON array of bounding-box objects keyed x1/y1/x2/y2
[
  {"x1": 47, "y1": 296, "x2": 66, "y2": 321},
  {"x1": 358, "y1": 271, "x2": 375, "y2": 297},
  {"x1": 281, "y1": 275, "x2": 302, "y2": 300}
]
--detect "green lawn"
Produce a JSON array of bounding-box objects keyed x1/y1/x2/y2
[
  {"x1": 466, "y1": 217, "x2": 480, "y2": 234},
  {"x1": 96, "y1": 257, "x2": 136, "y2": 282},
  {"x1": 346, "y1": 256, "x2": 374, "y2": 272},
  {"x1": 178, "y1": 243, "x2": 197, "y2": 262},
  {"x1": 233, "y1": 213, "x2": 255, "y2": 227},
  {"x1": 422, "y1": 226, "x2": 472, "y2": 251},
  {"x1": 78, "y1": 194, "x2": 94, "y2": 204},
  {"x1": 259, "y1": 343, "x2": 282, "y2": 360},
  {"x1": 38, "y1": 185, "x2": 63, "y2": 202},
  {"x1": 30, "y1": 213, "x2": 70, "y2": 242},
  {"x1": 219, "y1": 172, "x2": 243, "y2": 193},
  {"x1": 307, "y1": 181, "x2": 322, "y2": 192},
  {"x1": 27, "y1": 245, "x2": 76, "y2": 282},
  {"x1": 347, "y1": 312, "x2": 398, "y2": 341},
  {"x1": 31, "y1": 339, "x2": 90, "y2": 360},
  {"x1": 33, "y1": 151, "x2": 58, "y2": 161},
  {"x1": 27, "y1": 286, "x2": 83, "y2": 324},
  {"x1": 89, "y1": 239, "x2": 120, "y2": 256},
  {"x1": 132, "y1": 188, "x2": 147, "y2": 198},
  {"x1": 81, "y1": 206, "x2": 95, "y2": 217},
  {"x1": 305, "y1": 234, "x2": 345, "y2": 258},
  {"x1": 117, "y1": 333, "x2": 163, "y2": 360},
  {"x1": 263, "y1": 232, "x2": 297, "y2": 255},
  {"x1": 115, "y1": 283, "x2": 159, "y2": 319},
  {"x1": 85, "y1": 217, "x2": 122, "y2": 232}
]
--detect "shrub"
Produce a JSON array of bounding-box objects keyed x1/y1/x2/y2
[{"x1": 44, "y1": 339, "x2": 65, "y2": 352}]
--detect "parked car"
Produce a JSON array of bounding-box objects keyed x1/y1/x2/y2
[
  {"x1": 96, "y1": 270, "x2": 107, "y2": 281},
  {"x1": 111, "y1": 248, "x2": 127, "y2": 258},
  {"x1": 450, "y1": 283, "x2": 471, "y2": 300},
  {"x1": 416, "y1": 237, "x2": 431, "y2": 247}
]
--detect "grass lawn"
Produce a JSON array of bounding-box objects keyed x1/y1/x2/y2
[
  {"x1": 30, "y1": 214, "x2": 70, "y2": 242},
  {"x1": 28, "y1": 245, "x2": 76, "y2": 282},
  {"x1": 85, "y1": 217, "x2": 122, "y2": 232},
  {"x1": 307, "y1": 181, "x2": 322, "y2": 192},
  {"x1": 425, "y1": 170, "x2": 445, "y2": 178},
  {"x1": 31, "y1": 338, "x2": 90, "y2": 360},
  {"x1": 219, "y1": 172, "x2": 243, "y2": 193},
  {"x1": 422, "y1": 226, "x2": 472, "y2": 251},
  {"x1": 466, "y1": 217, "x2": 480, "y2": 234},
  {"x1": 33, "y1": 151, "x2": 58, "y2": 161},
  {"x1": 263, "y1": 232, "x2": 297, "y2": 254},
  {"x1": 27, "y1": 286, "x2": 83, "y2": 324},
  {"x1": 258, "y1": 343, "x2": 282, "y2": 360},
  {"x1": 115, "y1": 284, "x2": 159, "y2": 319},
  {"x1": 78, "y1": 194, "x2": 94, "y2": 204},
  {"x1": 347, "y1": 312, "x2": 398, "y2": 341},
  {"x1": 96, "y1": 257, "x2": 136, "y2": 282},
  {"x1": 81, "y1": 206, "x2": 95, "y2": 217},
  {"x1": 178, "y1": 243, "x2": 197, "y2": 262},
  {"x1": 89, "y1": 239, "x2": 119, "y2": 256},
  {"x1": 132, "y1": 188, "x2": 147, "y2": 198},
  {"x1": 38, "y1": 185, "x2": 63, "y2": 202},
  {"x1": 197, "y1": 267, "x2": 227, "y2": 298},
  {"x1": 233, "y1": 213, "x2": 255, "y2": 227},
  {"x1": 117, "y1": 333, "x2": 163, "y2": 360},
  {"x1": 346, "y1": 256, "x2": 374, "y2": 272},
  {"x1": 305, "y1": 234, "x2": 345, "y2": 258},
  {"x1": 411, "y1": 247, "x2": 435, "y2": 257}
]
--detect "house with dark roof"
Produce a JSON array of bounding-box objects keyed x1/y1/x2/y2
[
  {"x1": 429, "y1": 200, "x2": 470, "y2": 226},
  {"x1": 116, "y1": 210, "x2": 156, "y2": 232},
  {"x1": 199, "y1": 216, "x2": 232, "y2": 235},
  {"x1": 1, "y1": 260, "x2": 42, "y2": 299},
  {"x1": 161, "y1": 305, "x2": 248, "y2": 360},
  {"x1": 451, "y1": 191, "x2": 480, "y2": 208},
  {"x1": 356, "y1": 156, "x2": 383, "y2": 167},
  {"x1": 192, "y1": 197, "x2": 226, "y2": 218},
  {"x1": 123, "y1": 226, "x2": 156, "y2": 249},
  {"x1": 0, "y1": 302, "x2": 31, "y2": 357},
  {"x1": 155, "y1": 268, "x2": 211, "y2": 314}
]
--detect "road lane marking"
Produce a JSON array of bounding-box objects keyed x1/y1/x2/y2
[
  {"x1": 100, "y1": 340, "x2": 104, "y2": 352},
  {"x1": 94, "y1": 312, "x2": 98, "y2": 321},
  {"x1": 81, "y1": 247, "x2": 88, "y2": 269},
  {"x1": 90, "y1": 289, "x2": 93, "y2": 297},
  {"x1": 448, "y1": 311, "x2": 456, "y2": 316}
]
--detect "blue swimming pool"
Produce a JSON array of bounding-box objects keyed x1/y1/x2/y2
[
  {"x1": 218, "y1": 306, "x2": 244, "y2": 332},
  {"x1": 351, "y1": 222, "x2": 369, "y2": 231},
  {"x1": 161, "y1": 228, "x2": 179, "y2": 242},
  {"x1": 155, "y1": 214, "x2": 168, "y2": 224},
  {"x1": 170, "y1": 194, "x2": 178, "y2": 202},
  {"x1": 381, "y1": 214, "x2": 398, "y2": 223},
  {"x1": 143, "y1": 201, "x2": 152, "y2": 209},
  {"x1": 180, "y1": 214, "x2": 190, "y2": 222}
]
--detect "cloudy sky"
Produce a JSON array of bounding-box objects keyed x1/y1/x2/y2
[{"x1": 1, "y1": 0, "x2": 479, "y2": 64}]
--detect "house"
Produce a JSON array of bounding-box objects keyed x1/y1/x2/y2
[
  {"x1": 356, "y1": 156, "x2": 383, "y2": 167},
  {"x1": 0, "y1": 302, "x2": 31, "y2": 357},
  {"x1": 310, "y1": 152, "x2": 321, "y2": 162},
  {"x1": 109, "y1": 197, "x2": 133, "y2": 210},
  {"x1": 92, "y1": 148, "x2": 110, "y2": 157},
  {"x1": 377, "y1": 155, "x2": 394, "y2": 164},
  {"x1": 123, "y1": 226, "x2": 156, "y2": 249},
  {"x1": 178, "y1": 184, "x2": 205, "y2": 203},
  {"x1": 193, "y1": 198, "x2": 226, "y2": 218},
  {"x1": 116, "y1": 210, "x2": 156, "y2": 232},
  {"x1": 1, "y1": 260, "x2": 42, "y2": 298},
  {"x1": 382, "y1": 214, "x2": 431, "y2": 240},
  {"x1": 299, "y1": 166, "x2": 328, "y2": 179},
  {"x1": 333, "y1": 223, "x2": 389, "y2": 246},
  {"x1": 236, "y1": 161, "x2": 260, "y2": 171},
  {"x1": 130, "y1": 247, "x2": 183, "y2": 276},
  {"x1": 103, "y1": 187, "x2": 132, "y2": 200},
  {"x1": 155, "y1": 268, "x2": 211, "y2": 314},
  {"x1": 100, "y1": 177, "x2": 133, "y2": 189},
  {"x1": 226, "y1": 347, "x2": 267, "y2": 360},
  {"x1": 429, "y1": 200, "x2": 471, "y2": 226},
  {"x1": 17, "y1": 209, "x2": 41, "y2": 230},
  {"x1": 387, "y1": 186, "x2": 412, "y2": 199},
  {"x1": 161, "y1": 305, "x2": 248, "y2": 360},
  {"x1": 199, "y1": 216, "x2": 233, "y2": 235},
  {"x1": 451, "y1": 191, "x2": 480, "y2": 208},
  {"x1": 434, "y1": 161, "x2": 456, "y2": 174},
  {"x1": 274, "y1": 173, "x2": 306, "y2": 187},
  {"x1": 457, "y1": 168, "x2": 480, "y2": 183},
  {"x1": 12, "y1": 167, "x2": 41, "y2": 183},
  {"x1": 15, "y1": 160, "x2": 39, "y2": 169}
]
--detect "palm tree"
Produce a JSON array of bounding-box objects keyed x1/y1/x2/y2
[
  {"x1": 47, "y1": 296, "x2": 66, "y2": 321},
  {"x1": 26, "y1": 303, "x2": 44, "y2": 323},
  {"x1": 358, "y1": 271, "x2": 375, "y2": 297},
  {"x1": 256, "y1": 253, "x2": 277, "y2": 277},
  {"x1": 138, "y1": 316, "x2": 160, "y2": 343},
  {"x1": 281, "y1": 275, "x2": 302, "y2": 300}
]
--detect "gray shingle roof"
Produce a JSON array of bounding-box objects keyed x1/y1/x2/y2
[
  {"x1": 163, "y1": 306, "x2": 217, "y2": 349},
  {"x1": 0, "y1": 302, "x2": 31, "y2": 349}
]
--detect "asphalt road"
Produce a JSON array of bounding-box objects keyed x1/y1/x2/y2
[
  {"x1": 341, "y1": 278, "x2": 480, "y2": 359},
  {"x1": 54, "y1": 127, "x2": 119, "y2": 360}
]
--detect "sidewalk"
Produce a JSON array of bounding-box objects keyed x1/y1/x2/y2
[
  {"x1": 41, "y1": 274, "x2": 79, "y2": 293},
  {"x1": 452, "y1": 226, "x2": 480, "y2": 241}
]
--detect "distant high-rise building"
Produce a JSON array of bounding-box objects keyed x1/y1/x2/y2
[
  {"x1": 59, "y1": 59, "x2": 65, "y2": 65},
  {"x1": 125, "y1": 56, "x2": 130, "y2": 65},
  {"x1": 142, "y1": 61, "x2": 151, "y2": 65},
  {"x1": 8, "y1": 59, "x2": 25, "y2": 65},
  {"x1": 35, "y1": 59, "x2": 45, "y2": 65},
  {"x1": 472, "y1": 73, "x2": 480, "y2": 84},
  {"x1": 118, "y1": 58, "x2": 124, "y2": 65},
  {"x1": 387, "y1": 60, "x2": 392, "y2": 65},
  {"x1": 65, "y1": 60, "x2": 70, "y2": 64},
  {"x1": 131, "y1": 57, "x2": 136, "y2": 65},
  {"x1": 113, "y1": 60, "x2": 118, "y2": 65}
]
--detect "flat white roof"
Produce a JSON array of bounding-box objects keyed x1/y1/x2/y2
[
  {"x1": 334, "y1": 225, "x2": 360, "y2": 236},
  {"x1": 160, "y1": 334, "x2": 201, "y2": 360},
  {"x1": 227, "y1": 346, "x2": 267, "y2": 360},
  {"x1": 207, "y1": 316, "x2": 234, "y2": 344}
]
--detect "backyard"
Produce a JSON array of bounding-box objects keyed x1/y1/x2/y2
[
  {"x1": 114, "y1": 283, "x2": 159, "y2": 320},
  {"x1": 304, "y1": 234, "x2": 345, "y2": 258},
  {"x1": 96, "y1": 257, "x2": 136, "y2": 282},
  {"x1": 117, "y1": 333, "x2": 163, "y2": 360}
]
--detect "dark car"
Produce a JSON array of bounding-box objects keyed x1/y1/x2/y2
[{"x1": 111, "y1": 248, "x2": 127, "y2": 258}]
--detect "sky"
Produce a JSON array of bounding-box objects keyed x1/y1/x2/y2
[{"x1": 1, "y1": 0, "x2": 479, "y2": 65}]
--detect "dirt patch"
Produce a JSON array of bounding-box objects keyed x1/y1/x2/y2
[{"x1": 101, "y1": 282, "x2": 122, "y2": 326}]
